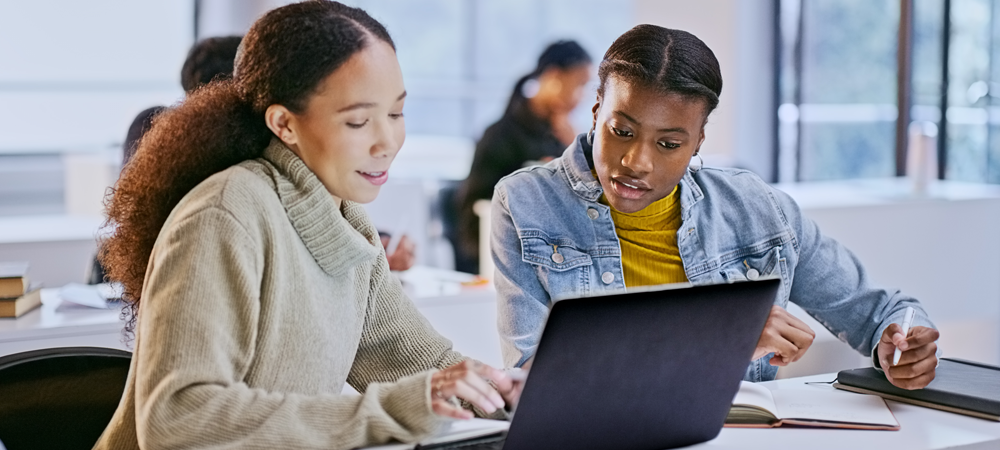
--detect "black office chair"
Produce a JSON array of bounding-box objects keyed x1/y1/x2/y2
[{"x1": 0, "y1": 346, "x2": 131, "y2": 450}]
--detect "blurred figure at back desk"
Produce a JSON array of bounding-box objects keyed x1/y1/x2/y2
[{"x1": 453, "y1": 40, "x2": 592, "y2": 274}]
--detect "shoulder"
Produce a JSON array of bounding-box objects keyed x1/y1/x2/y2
[
  {"x1": 494, "y1": 157, "x2": 565, "y2": 199},
  {"x1": 692, "y1": 166, "x2": 790, "y2": 207},
  {"x1": 165, "y1": 162, "x2": 283, "y2": 241},
  {"x1": 693, "y1": 166, "x2": 770, "y2": 190},
  {"x1": 691, "y1": 167, "x2": 802, "y2": 237}
]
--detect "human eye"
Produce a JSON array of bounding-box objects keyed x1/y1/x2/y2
[
  {"x1": 346, "y1": 119, "x2": 369, "y2": 129},
  {"x1": 657, "y1": 141, "x2": 681, "y2": 150},
  {"x1": 389, "y1": 112, "x2": 404, "y2": 120},
  {"x1": 611, "y1": 126, "x2": 633, "y2": 138}
]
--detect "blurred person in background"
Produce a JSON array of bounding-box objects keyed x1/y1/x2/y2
[
  {"x1": 453, "y1": 40, "x2": 592, "y2": 274},
  {"x1": 124, "y1": 35, "x2": 244, "y2": 164}
]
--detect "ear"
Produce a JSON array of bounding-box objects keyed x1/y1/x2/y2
[
  {"x1": 265, "y1": 104, "x2": 299, "y2": 147},
  {"x1": 590, "y1": 98, "x2": 601, "y2": 129},
  {"x1": 694, "y1": 126, "x2": 706, "y2": 155}
]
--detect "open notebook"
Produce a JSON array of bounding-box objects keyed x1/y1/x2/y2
[
  {"x1": 725, "y1": 381, "x2": 899, "y2": 430},
  {"x1": 361, "y1": 418, "x2": 508, "y2": 450}
]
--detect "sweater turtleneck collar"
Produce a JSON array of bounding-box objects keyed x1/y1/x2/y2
[{"x1": 247, "y1": 138, "x2": 381, "y2": 276}]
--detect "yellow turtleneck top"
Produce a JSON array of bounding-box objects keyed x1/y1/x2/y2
[{"x1": 601, "y1": 185, "x2": 688, "y2": 288}]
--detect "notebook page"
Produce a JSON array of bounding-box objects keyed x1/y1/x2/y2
[
  {"x1": 771, "y1": 387, "x2": 897, "y2": 426},
  {"x1": 732, "y1": 381, "x2": 779, "y2": 417}
]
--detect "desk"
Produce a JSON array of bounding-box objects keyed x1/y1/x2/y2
[
  {"x1": 0, "y1": 272, "x2": 502, "y2": 366},
  {"x1": 0, "y1": 214, "x2": 104, "y2": 287},
  {"x1": 693, "y1": 373, "x2": 1000, "y2": 450},
  {"x1": 0, "y1": 304, "x2": 127, "y2": 357}
]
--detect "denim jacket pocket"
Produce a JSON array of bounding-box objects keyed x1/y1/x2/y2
[
  {"x1": 520, "y1": 236, "x2": 593, "y2": 271},
  {"x1": 719, "y1": 244, "x2": 783, "y2": 290},
  {"x1": 520, "y1": 235, "x2": 593, "y2": 299},
  {"x1": 720, "y1": 244, "x2": 791, "y2": 307}
]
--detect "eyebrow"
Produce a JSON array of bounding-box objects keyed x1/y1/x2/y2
[
  {"x1": 613, "y1": 110, "x2": 690, "y2": 135},
  {"x1": 337, "y1": 91, "x2": 407, "y2": 113}
]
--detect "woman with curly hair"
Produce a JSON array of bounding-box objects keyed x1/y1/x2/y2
[{"x1": 95, "y1": 2, "x2": 516, "y2": 449}]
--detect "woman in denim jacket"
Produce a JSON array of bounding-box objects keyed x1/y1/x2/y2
[{"x1": 491, "y1": 25, "x2": 940, "y2": 389}]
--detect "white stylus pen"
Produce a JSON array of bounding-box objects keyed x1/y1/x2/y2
[{"x1": 892, "y1": 306, "x2": 916, "y2": 365}]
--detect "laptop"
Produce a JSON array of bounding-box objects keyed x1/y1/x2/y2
[{"x1": 428, "y1": 277, "x2": 780, "y2": 450}]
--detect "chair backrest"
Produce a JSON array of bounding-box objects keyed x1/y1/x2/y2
[{"x1": 0, "y1": 347, "x2": 131, "y2": 450}]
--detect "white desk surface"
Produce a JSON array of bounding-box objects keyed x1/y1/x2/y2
[
  {"x1": 694, "y1": 373, "x2": 1000, "y2": 450},
  {"x1": 3, "y1": 293, "x2": 998, "y2": 449},
  {"x1": 0, "y1": 303, "x2": 124, "y2": 344},
  {"x1": 0, "y1": 270, "x2": 492, "y2": 346}
]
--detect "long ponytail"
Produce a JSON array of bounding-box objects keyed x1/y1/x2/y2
[
  {"x1": 100, "y1": 81, "x2": 270, "y2": 329},
  {"x1": 99, "y1": 0, "x2": 395, "y2": 335}
]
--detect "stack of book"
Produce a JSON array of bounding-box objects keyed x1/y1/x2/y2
[{"x1": 0, "y1": 262, "x2": 40, "y2": 318}]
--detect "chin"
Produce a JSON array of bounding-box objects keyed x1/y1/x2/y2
[
  {"x1": 608, "y1": 196, "x2": 650, "y2": 214},
  {"x1": 349, "y1": 188, "x2": 381, "y2": 205}
]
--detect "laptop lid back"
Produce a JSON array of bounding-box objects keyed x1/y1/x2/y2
[{"x1": 503, "y1": 278, "x2": 779, "y2": 450}]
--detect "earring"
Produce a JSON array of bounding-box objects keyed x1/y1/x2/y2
[
  {"x1": 689, "y1": 152, "x2": 703, "y2": 173},
  {"x1": 586, "y1": 128, "x2": 595, "y2": 146}
]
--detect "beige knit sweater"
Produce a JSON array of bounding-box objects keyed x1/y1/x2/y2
[{"x1": 94, "y1": 140, "x2": 470, "y2": 450}]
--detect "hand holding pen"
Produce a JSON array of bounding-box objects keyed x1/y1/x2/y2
[{"x1": 876, "y1": 306, "x2": 940, "y2": 390}]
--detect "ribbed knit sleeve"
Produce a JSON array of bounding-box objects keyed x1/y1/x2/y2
[
  {"x1": 347, "y1": 244, "x2": 466, "y2": 387},
  {"x1": 123, "y1": 205, "x2": 450, "y2": 450}
]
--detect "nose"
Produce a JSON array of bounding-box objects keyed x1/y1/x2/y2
[
  {"x1": 371, "y1": 116, "x2": 401, "y2": 159},
  {"x1": 620, "y1": 141, "x2": 654, "y2": 175}
]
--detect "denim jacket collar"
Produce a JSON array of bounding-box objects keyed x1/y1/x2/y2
[{"x1": 561, "y1": 133, "x2": 705, "y2": 219}]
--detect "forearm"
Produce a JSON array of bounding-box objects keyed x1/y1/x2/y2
[{"x1": 137, "y1": 371, "x2": 445, "y2": 450}]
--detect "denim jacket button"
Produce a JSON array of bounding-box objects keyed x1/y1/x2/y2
[
  {"x1": 551, "y1": 253, "x2": 564, "y2": 264},
  {"x1": 601, "y1": 272, "x2": 614, "y2": 284},
  {"x1": 587, "y1": 208, "x2": 599, "y2": 220},
  {"x1": 747, "y1": 268, "x2": 760, "y2": 280}
]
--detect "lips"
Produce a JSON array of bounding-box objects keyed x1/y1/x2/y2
[
  {"x1": 358, "y1": 170, "x2": 388, "y2": 186},
  {"x1": 610, "y1": 175, "x2": 651, "y2": 200}
]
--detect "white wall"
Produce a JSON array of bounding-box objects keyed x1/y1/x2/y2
[{"x1": 0, "y1": 1, "x2": 192, "y2": 153}]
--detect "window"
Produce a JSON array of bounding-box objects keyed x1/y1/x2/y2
[
  {"x1": 0, "y1": 1, "x2": 194, "y2": 216},
  {"x1": 342, "y1": 0, "x2": 633, "y2": 139},
  {"x1": 777, "y1": 0, "x2": 1000, "y2": 184}
]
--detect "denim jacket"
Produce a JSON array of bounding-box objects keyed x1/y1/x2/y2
[{"x1": 491, "y1": 134, "x2": 935, "y2": 381}]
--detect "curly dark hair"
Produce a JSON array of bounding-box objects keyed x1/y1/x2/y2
[
  {"x1": 597, "y1": 24, "x2": 723, "y2": 116},
  {"x1": 99, "y1": 0, "x2": 395, "y2": 336}
]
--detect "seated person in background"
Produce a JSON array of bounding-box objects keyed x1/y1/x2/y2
[
  {"x1": 491, "y1": 25, "x2": 940, "y2": 390},
  {"x1": 93, "y1": 3, "x2": 517, "y2": 449},
  {"x1": 125, "y1": 35, "x2": 244, "y2": 163},
  {"x1": 453, "y1": 40, "x2": 592, "y2": 274}
]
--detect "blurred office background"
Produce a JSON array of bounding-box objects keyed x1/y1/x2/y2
[{"x1": 1, "y1": 0, "x2": 998, "y2": 374}]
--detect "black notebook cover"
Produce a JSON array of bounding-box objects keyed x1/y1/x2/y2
[{"x1": 835, "y1": 358, "x2": 1000, "y2": 420}]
